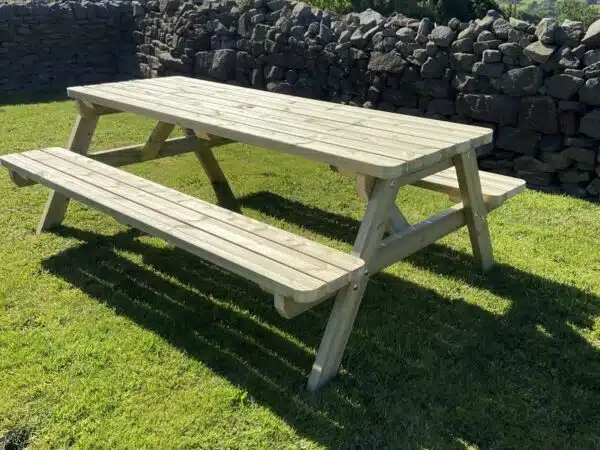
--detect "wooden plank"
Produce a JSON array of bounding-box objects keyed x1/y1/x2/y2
[
  {"x1": 146, "y1": 77, "x2": 493, "y2": 141},
  {"x1": 83, "y1": 84, "x2": 446, "y2": 165},
  {"x1": 43, "y1": 147, "x2": 361, "y2": 273},
  {"x1": 37, "y1": 112, "x2": 98, "y2": 234},
  {"x1": 88, "y1": 136, "x2": 199, "y2": 167},
  {"x1": 0, "y1": 152, "x2": 363, "y2": 303},
  {"x1": 75, "y1": 100, "x2": 119, "y2": 118},
  {"x1": 141, "y1": 121, "x2": 175, "y2": 161},
  {"x1": 414, "y1": 168, "x2": 526, "y2": 207},
  {"x1": 307, "y1": 177, "x2": 401, "y2": 391},
  {"x1": 453, "y1": 150, "x2": 494, "y2": 271},
  {"x1": 123, "y1": 79, "x2": 487, "y2": 149},
  {"x1": 31, "y1": 149, "x2": 357, "y2": 287},
  {"x1": 274, "y1": 294, "x2": 331, "y2": 319},
  {"x1": 370, "y1": 204, "x2": 467, "y2": 274},
  {"x1": 186, "y1": 129, "x2": 239, "y2": 211},
  {"x1": 67, "y1": 84, "x2": 407, "y2": 179},
  {"x1": 355, "y1": 173, "x2": 409, "y2": 233}
]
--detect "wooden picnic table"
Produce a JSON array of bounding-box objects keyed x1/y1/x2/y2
[{"x1": 1, "y1": 76, "x2": 525, "y2": 391}]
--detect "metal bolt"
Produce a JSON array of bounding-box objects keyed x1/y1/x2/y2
[
  {"x1": 352, "y1": 284, "x2": 358, "y2": 290},
  {"x1": 390, "y1": 181, "x2": 396, "y2": 188},
  {"x1": 363, "y1": 268, "x2": 369, "y2": 275}
]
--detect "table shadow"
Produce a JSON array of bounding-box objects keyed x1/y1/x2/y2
[{"x1": 40, "y1": 193, "x2": 600, "y2": 448}]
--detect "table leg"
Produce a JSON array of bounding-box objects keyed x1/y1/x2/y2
[
  {"x1": 37, "y1": 108, "x2": 99, "y2": 233},
  {"x1": 186, "y1": 129, "x2": 239, "y2": 212},
  {"x1": 453, "y1": 150, "x2": 494, "y2": 271},
  {"x1": 356, "y1": 173, "x2": 410, "y2": 233},
  {"x1": 307, "y1": 177, "x2": 401, "y2": 391}
]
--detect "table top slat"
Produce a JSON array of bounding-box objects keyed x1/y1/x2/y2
[{"x1": 68, "y1": 77, "x2": 493, "y2": 179}]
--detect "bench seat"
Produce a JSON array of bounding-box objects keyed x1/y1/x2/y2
[
  {"x1": 0, "y1": 147, "x2": 365, "y2": 304},
  {"x1": 413, "y1": 168, "x2": 526, "y2": 210}
]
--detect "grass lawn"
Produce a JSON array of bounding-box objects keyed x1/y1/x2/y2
[{"x1": 1, "y1": 92, "x2": 600, "y2": 449}]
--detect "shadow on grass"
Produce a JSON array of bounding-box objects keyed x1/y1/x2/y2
[{"x1": 41, "y1": 193, "x2": 600, "y2": 448}]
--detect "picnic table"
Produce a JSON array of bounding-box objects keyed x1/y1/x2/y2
[{"x1": 0, "y1": 77, "x2": 525, "y2": 391}]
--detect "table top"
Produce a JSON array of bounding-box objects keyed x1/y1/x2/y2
[{"x1": 68, "y1": 76, "x2": 493, "y2": 179}]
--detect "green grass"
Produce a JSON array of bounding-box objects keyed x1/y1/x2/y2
[{"x1": 1, "y1": 92, "x2": 600, "y2": 449}]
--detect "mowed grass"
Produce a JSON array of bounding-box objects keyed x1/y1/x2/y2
[{"x1": 1, "y1": 92, "x2": 600, "y2": 449}]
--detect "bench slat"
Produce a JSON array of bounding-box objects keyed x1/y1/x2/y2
[
  {"x1": 0, "y1": 149, "x2": 364, "y2": 304},
  {"x1": 413, "y1": 168, "x2": 526, "y2": 208}
]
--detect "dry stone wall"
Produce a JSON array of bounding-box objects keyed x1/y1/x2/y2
[
  {"x1": 2, "y1": 0, "x2": 600, "y2": 199},
  {"x1": 0, "y1": 1, "x2": 139, "y2": 94}
]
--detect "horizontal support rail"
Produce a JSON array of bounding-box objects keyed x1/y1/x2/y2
[{"x1": 274, "y1": 294, "x2": 332, "y2": 319}]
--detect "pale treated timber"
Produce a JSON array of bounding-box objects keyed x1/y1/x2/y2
[
  {"x1": 370, "y1": 204, "x2": 467, "y2": 274},
  {"x1": 307, "y1": 177, "x2": 401, "y2": 392},
  {"x1": 141, "y1": 121, "x2": 175, "y2": 161},
  {"x1": 187, "y1": 129, "x2": 239, "y2": 212},
  {"x1": 37, "y1": 111, "x2": 98, "y2": 234},
  {"x1": 274, "y1": 294, "x2": 332, "y2": 319},
  {"x1": 453, "y1": 150, "x2": 494, "y2": 271},
  {"x1": 88, "y1": 136, "x2": 200, "y2": 167},
  {"x1": 355, "y1": 173, "x2": 409, "y2": 233},
  {"x1": 0, "y1": 150, "x2": 365, "y2": 304},
  {"x1": 75, "y1": 100, "x2": 119, "y2": 118}
]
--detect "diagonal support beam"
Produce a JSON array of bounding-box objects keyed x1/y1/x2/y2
[
  {"x1": 307, "y1": 177, "x2": 401, "y2": 391},
  {"x1": 187, "y1": 129, "x2": 239, "y2": 212}
]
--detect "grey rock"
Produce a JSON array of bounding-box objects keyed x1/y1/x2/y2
[
  {"x1": 291, "y1": 2, "x2": 312, "y2": 22},
  {"x1": 452, "y1": 73, "x2": 492, "y2": 93},
  {"x1": 451, "y1": 38, "x2": 474, "y2": 53},
  {"x1": 425, "y1": 41, "x2": 438, "y2": 56},
  {"x1": 580, "y1": 109, "x2": 600, "y2": 138},
  {"x1": 523, "y1": 41, "x2": 557, "y2": 64},
  {"x1": 535, "y1": 18, "x2": 557, "y2": 45},
  {"x1": 396, "y1": 27, "x2": 416, "y2": 43},
  {"x1": 251, "y1": 23, "x2": 270, "y2": 41},
  {"x1": 562, "y1": 147, "x2": 596, "y2": 164},
  {"x1": 266, "y1": 81, "x2": 294, "y2": 94},
  {"x1": 358, "y1": 8, "x2": 383, "y2": 26},
  {"x1": 477, "y1": 30, "x2": 496, "y2": 42},
  {"x1": 429, "y1": 26, "x2": 456, "y2": 47},
  {"x1": 474, "y1": 14, "x2": 497, "y2": 35},
  {"x1": 368, "y1": 51, "x2": 407, "y2": 74},
  {"x1": 456, "y1": 94, "x2": 518, "y2": 125},
  {"x1": 540, "y1": 135, "x2": 563, "y2": 152},
  {"x1": 564, "y1": 69, "x2": 585, "y2": 78},
  {"x1": 561, "y1": 183, "x2": 588, "y2": 197},
  {"x1": 499, "y1": 66, "x2": 543, "y2": 96},
  {"x1": 581, "y1": 19, "x2": 600, "y2": 48},
  {"x1": 572, "y1": 44, "x2": 587, "y2": 59},
  {"x1": 515, "y1": 156, "x2": 554, "y2": 172},
  {"x1": 421, "y1": 56, "x2": 445, "y2": 78},
  {"x1": 519, "y1": 96, "x2": 558, "y2": 134},
  {"x1": 499, "y1": 42, "x2": 522, "y2": 57},
  {"x1": 472, "y1": 62, "x2": 504, "y2": 78},
  {"x1": 510, "y1": 17, "x2": 530, "y2": 31},
  {"x1": 417, "y1": 18, "x2": 434, "y2": 43},
  {"x1": 457, "y1": 22, "x2": 477, "y2": 40},
  {"x1": 319, "y1": 23, "x2": 334, "y2": 44},
  {"x1": 558, "y1": 100, "x2": 585, "y2": 112},
  {"x1": 540, "y1": 151, "x2": 571, "y2": 170},
  {"x1": 587, "y1": 178, "x2": 600, "y2": 196},
  {"x1": 496, "y1": 127, "x2": 540, "y2": 154},
  {"x1": 492, "y1": 18, "x2": 512, "y2": 40},
  {"x1": 564, "y1": 136, "x2": 596, "y2": 148},
  {"x1": 450, "y1": 53, "x2": 478, "y2": 72},
  {"x1": 559, "y1": 170, "x2": 592, "y2": 183},
  {"x1": 584, "y1": 49, "x2": 600, "y2": 66},
  {"x1": 427, "y1": 98, "x2": 455, "y2": 115},
  {"x1": 473, "y1": 40, "x2": 502, "y2": 56},
  {"x1": 555, "y1": 19, "x2": 585, "y2": 47},
  {"x1": 482, "y1": 49, "x2": 502, "y2": 63},
  {"x1": 585, "y1": 62, "x2": 600, "y2": 79},
  {"x1": 579, "y1": 78, "x2": 600, "y2": 105},
  {"x1": 546, "y1": 74, "x2": 585, "y2": 100}
]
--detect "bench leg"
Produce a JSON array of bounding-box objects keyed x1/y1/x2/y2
[
  {"x1": 453, "y1": 150, "x2": 494, "y2": 271},
  {"x1": 37, "y1": 111, "x2": 99, "y2": 233},
  {"x1": 140, "y1": 121, "x2": 175, "y2": 161},
  {"x1": 307, "y1": 177, "x2": 401, "y2": 391},
  {"x1": 186, "y1": 129, "x2": 239, "y2": 212}
]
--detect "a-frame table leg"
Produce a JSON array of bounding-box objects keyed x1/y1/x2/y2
[
  {"x1": 453, "y1": 150, "x2": 494, "y2": 271},
  {"x1": 186, "y1": 129, "x2": 239, "y2": 212},
  {"x1": 307, "y1": 177, "x2": 401, "y2": 391},
  {"x1": 37, "y1": 106, "x2": 99, "y2": 234}
]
